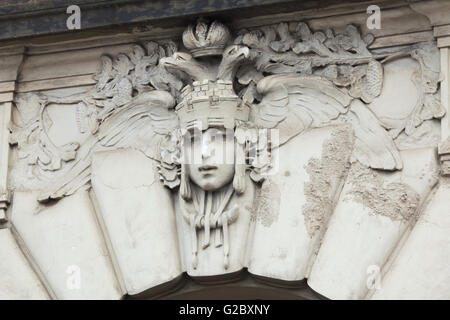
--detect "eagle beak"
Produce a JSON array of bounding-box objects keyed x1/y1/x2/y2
[
  {"x1": 159, "y1": 57, "x2": 169, "y2": 66},
  {"x1": 160, "y1": 56, "x2": 177, "y2": 68},
  {"x1": 242, "y1": 47, "x2": 250, "y2": 59}
]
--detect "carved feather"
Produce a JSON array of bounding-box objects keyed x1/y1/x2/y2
[
  {"x1": 37, "y1": 91, "x2": 176, "y2": 202},
  {"x1": 252, "y1": 74, "x2": 352, "y2": 145},
  {"x1": 252, "y1": 74, "x2": 402, "y2": 170},
  {"x1": 345, "y1": 100, "x2": 403, "y2": 170}
]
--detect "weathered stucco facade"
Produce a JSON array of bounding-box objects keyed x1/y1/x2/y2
[{"x1": 1, "y1": 0, "x2": 450, "y2": 300}]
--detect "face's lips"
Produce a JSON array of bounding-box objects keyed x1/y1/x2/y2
[{"x1": 199, "y1": 165, "x2": 218, "y2": 172}]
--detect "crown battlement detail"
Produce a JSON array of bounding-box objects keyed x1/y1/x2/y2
[
  {"x1": 182, "y1": 20, "x2": 231, "y2": 57},
  {"x1": 176, "y1": 80, "x2": 249, "y2": 130}
]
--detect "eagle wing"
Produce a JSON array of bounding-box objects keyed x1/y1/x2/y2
[
  {"x1": 252, "y1": 74, "x2": 402, "y2": 170},
  {"x1": 251, "y1": 74, "x2": 352, "y2": 145},
  {"x1": 346, "y1": 100, "x2": 403, "y2": 170},
  {"x1": 37, "y1": 90, "x2": 177, "y2": 202}
]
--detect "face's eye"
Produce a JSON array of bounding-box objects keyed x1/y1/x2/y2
[
  {"x1": 191, "y1": 133, "x2": 201, "y2": 144},
  {"x1": 186, "y1": 129, "x2": 201, "y2": 144},
  {"x1": 214, "y1": 129, "x2": 225, "y2": 136}
]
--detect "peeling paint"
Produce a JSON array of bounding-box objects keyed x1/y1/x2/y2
[
  {"x1": 302, "y1": 126, "x2": 354, "y2": 237},
  {"x1": 345, "y1": 162, "x2": 421, "y2": 222},
  {"x1": 250, "y1": 178, "x2": 280, "y2": 227}
]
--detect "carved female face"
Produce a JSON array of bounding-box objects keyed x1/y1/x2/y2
[{"x1": 184, "y1": 127, "x2": 235, "y2": 191}]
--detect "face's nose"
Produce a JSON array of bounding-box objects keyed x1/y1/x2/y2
[{"x1": 201, "y1": 134, "x2": 213, "y2": 160}]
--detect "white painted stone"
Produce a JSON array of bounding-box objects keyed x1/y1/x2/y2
[
  {"x1": 4, "y1": 16, "x2": 449, "y2": 300},
  {"x1": 247, "y1": 125, "x2": 353, "y2": 281},
  {"x1": 370, "y1": 180, "x2": 450, "y2": 299},
  {"x1": 91, "y1": 148, "x2": 183, "y2": 295},
  {"x1": 367, "y1": 58, "x2": 421, "y2": 131},
  {"x1": 308, "y1": 148, "x2": 439, "y2": 299},
  {"x1": 0, "y1": 228, "x2": 49, "y2": 300},
  {"x1": 10, "y1": 190, "x2": 122, "y2": 300}
]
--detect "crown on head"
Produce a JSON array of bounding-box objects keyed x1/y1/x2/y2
[
  {"x1": 176, "y1": 80, "x2": 249, "y2": 131},
  {"x1": 182, "y1": 19, "x2": 231, "y2": 58}
]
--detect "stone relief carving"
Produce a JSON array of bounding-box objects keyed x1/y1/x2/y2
[
  {"x1": 8, "y1": 19, "x2": 445, "y2": 272},
  {"x1": 439, "y1": 137, "x2": 450, "y2": 175},
  {"x1": 10, "y1": 93, "x2": 79, "y2": 174}
]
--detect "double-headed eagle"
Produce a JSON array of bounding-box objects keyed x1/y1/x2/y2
[{"x1": 13, "y1": 19, "x2": 440, "y2": 203}]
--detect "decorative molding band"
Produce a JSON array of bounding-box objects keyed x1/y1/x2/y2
[
  {"x1": 0, "y1": 51, "x2": 25, "y2": 224},
  {"x1": 16, "y1": 74, "x2": 96, "y2": 93},
  {"x1": 0, "y1": 191, "x2": 10, "y2": 223},
  {"x1": 0, "y1": 0, "x2": 302, "y2": 41},
  {"x1": 0, "y1": 1, "x2": 438, "y2": 54}
]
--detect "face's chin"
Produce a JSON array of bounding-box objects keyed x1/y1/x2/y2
[{"x1": 188, "y1": 163, "x2": 235, "y2": 191}]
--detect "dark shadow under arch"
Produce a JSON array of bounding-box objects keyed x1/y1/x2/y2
[{"x1": 125, "y1": 269, "x2": 327, "y2": 300}]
